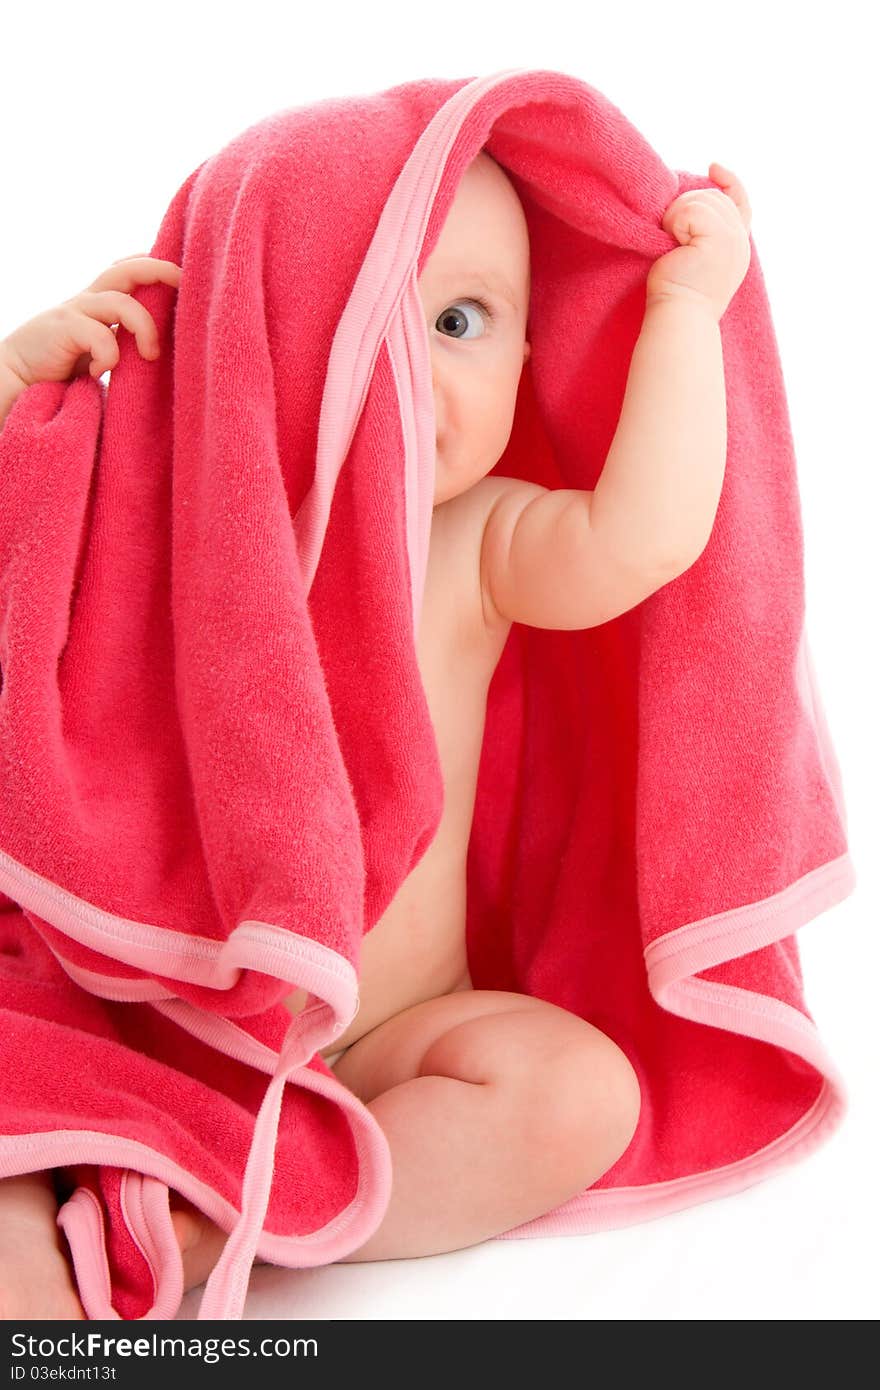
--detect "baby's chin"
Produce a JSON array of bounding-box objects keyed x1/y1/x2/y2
[{"x1": 433, "y1": 458, "x2": 498, "y2": 506}]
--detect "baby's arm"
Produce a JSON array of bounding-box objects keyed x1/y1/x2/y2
[
  {"x1": 588, "y1": 293, "x2": 727, "y2": 568},
  {"x1": 481, "y1": 300, "x2": 726, "y2": 632},
  {"x1": 591, "y1": 165, "x2": 752, "y2": 568},
  {"x1": 481, "y1": 168, "x2": 752, "y2": 632}
]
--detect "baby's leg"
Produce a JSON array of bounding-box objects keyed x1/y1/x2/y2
[
  {"x1": 171, "y1": 990, "x2": 641, "y2": 1283},
  {"x1": 332, "y1": 989, "x2": 641, "y2": 1261}
]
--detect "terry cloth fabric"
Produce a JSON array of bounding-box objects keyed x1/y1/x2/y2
[{"x1": 0, "y1": 67, "x2": 856, "y2": 1320}]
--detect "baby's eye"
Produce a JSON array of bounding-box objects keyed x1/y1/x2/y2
[{"x1": 434, "y1": 299, "x2": 493, "y2": 341}]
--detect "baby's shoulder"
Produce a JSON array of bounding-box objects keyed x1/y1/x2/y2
[
  {"x1": 430, "y1": 475, "x2": 531, "y2": 638},
  {"x1": 431, "y1": 475, "x2": 516, "y2": 578},
  {"x1": 435, "y1": 474, "x2": 531, "y2": 545}
]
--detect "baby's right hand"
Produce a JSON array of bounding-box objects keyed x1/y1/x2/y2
[{"x1": 1, "y1": 254, "x2": 182, "y2": 390}]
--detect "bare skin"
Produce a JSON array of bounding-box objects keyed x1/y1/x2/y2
[
  {"x1": 0, "y1": 1172, "x2": 86, "y2": 1320},
  {"x1": 0, "y1": 150, "x2": 752, "y2": 1310}
]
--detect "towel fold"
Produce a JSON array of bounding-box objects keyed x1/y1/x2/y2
[{"x1": 0, "y1": 66, "x2": 855, "y2": 1320}]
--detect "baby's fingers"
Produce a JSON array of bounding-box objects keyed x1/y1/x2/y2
[
  {"x1": 66, "y1": 288, "x2": 164, "y2": 362},
  {"x1": 85, "y1": 256, "x2": 182, "y2": 295},
  {"x1": 661, "y1": 192, "x2": 727, "y2": 242},
  {"x1": 66, "y1": 316, "x2": 123, "y2": 379},
  {"x1": 708, "y1": 163, "x2": 752, "y2": 231}
]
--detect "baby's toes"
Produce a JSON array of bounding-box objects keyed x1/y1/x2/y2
[{"x1": 169, "y1": 1196, "x2": 229, "y2": 1292}]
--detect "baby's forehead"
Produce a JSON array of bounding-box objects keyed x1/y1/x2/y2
[
  {"x1": 421, "y1": 152, "x2": 531, "y2": 298},
  {"x1": 469, "y1": 158, "x2": 530, "y2": 243}
]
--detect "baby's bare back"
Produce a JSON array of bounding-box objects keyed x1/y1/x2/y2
[{"x1": 283, "y1": 477, "x2": 514, "y2": 1055}]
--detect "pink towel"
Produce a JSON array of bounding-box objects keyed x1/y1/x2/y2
[{"x1": 0, "y1": 67, "x2": 855, "y2": 1320}]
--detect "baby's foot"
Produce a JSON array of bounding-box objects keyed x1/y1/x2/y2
[
  {"x1": 169, "y1": 1192, "x2": 230, "y2": 1292},
  {"x1": 0, "y1": 1174, "x2": 229, "y2": 1316},
  {"x1": 0, "y1": 1208, "x2": 86, "y2": 1320}
]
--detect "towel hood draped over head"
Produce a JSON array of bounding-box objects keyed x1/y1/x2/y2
[{"x1": 0, "y1": 68, "x2": 856, "y2": 1320}]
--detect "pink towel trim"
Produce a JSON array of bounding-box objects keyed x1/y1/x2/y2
[{"x1": 497, "y1": 850, "x2": 853, "y2": 1239}]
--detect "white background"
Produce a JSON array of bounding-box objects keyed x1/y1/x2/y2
[{"x1": 2, "y1": 0, "x2": 876, "y2": 1321}]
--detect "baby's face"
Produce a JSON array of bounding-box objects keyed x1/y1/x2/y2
[{"x1": 418, "y1": 152, "x2": 531, "y2": 507}]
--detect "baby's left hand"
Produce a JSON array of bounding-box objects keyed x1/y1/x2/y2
[{"x1": 646, "y1": 164, "x2": 752, "y2": 321}]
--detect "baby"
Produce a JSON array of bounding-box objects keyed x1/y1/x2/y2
[{"x1": 0, "y1": 151, "x2": 752, "y2": 1316}]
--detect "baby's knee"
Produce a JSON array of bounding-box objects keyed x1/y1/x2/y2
[{"x1": 518, "y1": 1018, "x2": 642, "y2": 1174}]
